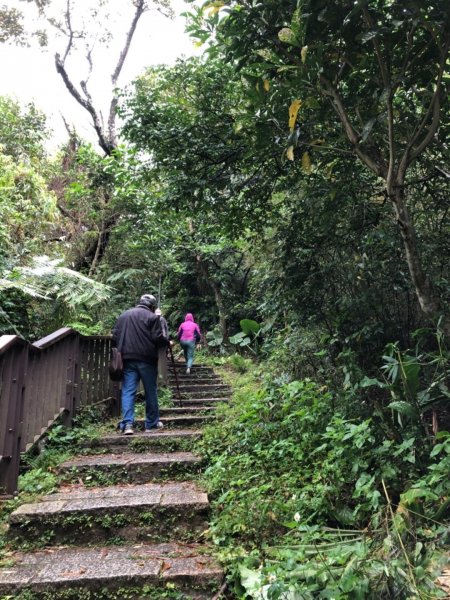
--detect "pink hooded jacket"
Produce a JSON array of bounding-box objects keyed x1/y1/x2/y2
[{"x1": 178, "y1": 313, "x2": 201, "y2": 342}]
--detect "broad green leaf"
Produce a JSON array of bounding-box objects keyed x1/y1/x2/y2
[
  {"x1": 239, "y1": 566, "x2": 262, "y2": 594},
  {"x1": 240, "y1": 319, "x2": 260, "y2": 335},
  {"x1": 400, "y1": 487, "x2": 434, "y2": 506},
  {"x1": 205, "y1": 329, "x2": 223, "y2": 347},
  {"x1": 402, "y1": 357, "x2": 420, "y2": 398},
  {"x1": 229, "y1": 331, "x2": 246, "y2": 344},
  {"x1": 387, "y1": 401, "x2": 419, "y2": 419},
  {"x1": 430, "y1": 442, "x2": 445, "y2": 457},
  {"x1": 359, "y1": 376, "x2": 384, "y2": 388}
]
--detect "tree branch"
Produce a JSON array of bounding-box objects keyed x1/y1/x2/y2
[
  {"x1": 110, "y1": 0, "x2": 146, "y2": 87},
  {"x1": 62, "y1": 0, "x2": 74, "y2": 63},
  {"x1": 55, "y1": 52, "x2": 113, "y2": 154},
  {"x1": 319, "y1": 75, "x2": 387, "y2": 178},
  {"x1": 398, "y1": 36, "x2": 450, "y2": 180},
  {"x1": 107, "y1": 0, "x2": 147, "y2": 144},
  {"x1": 362, "y1": 7, "x2": 395, "y2": 190}
]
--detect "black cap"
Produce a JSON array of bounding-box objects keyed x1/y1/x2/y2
[{"x1": 138, "y1": 294, "x2": 157, "y2": 310}]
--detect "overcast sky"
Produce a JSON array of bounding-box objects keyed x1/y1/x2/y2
[{"x1": 0, "y1": 0, "x2": 199, "y2": 151}]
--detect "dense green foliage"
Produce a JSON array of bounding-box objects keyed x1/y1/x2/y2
[{"x1": 199, "y1": 358, "x2": 450, "y2": 598}]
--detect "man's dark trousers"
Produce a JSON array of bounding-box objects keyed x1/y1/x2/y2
[{"x1": 120, "y1": 360, "x2": 159, "y2": 430}]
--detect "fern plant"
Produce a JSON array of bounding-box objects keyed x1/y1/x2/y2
[{"x1": 0, "y1": 255, "x2": 111, "y2": 309}]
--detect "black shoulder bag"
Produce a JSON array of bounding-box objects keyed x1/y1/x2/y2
[{"x1": 109, "y1": 325, "x2": 126, "y2": 381}]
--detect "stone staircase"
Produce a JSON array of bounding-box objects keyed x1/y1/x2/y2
[{"x1": 0, "y1": 362, "x2": 231, "y2": 599}]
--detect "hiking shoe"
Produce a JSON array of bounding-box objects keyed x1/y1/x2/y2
[
  {"x1": 145, "y1": 422, "x2": 164, "y2": 433},
  {"x1": 123, "y1": 424, "x2": 134, "y2": 435},
  {"x1": 186, "y1": 367, "x2": 191, "y2": 374}
]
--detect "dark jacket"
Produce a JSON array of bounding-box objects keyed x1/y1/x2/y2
[{"x1": 112, "y1": 305, "x2": 167, "y2": 366}]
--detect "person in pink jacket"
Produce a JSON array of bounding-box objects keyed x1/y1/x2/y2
[{"x1": 177, "y1": 313, "x2": 201, "y2": 374}]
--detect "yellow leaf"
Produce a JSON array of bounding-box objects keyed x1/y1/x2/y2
[
  {"x1": 301, "y1": 45, "x2": 308, "y2": 63},
  {"x1": 286, "y1": 146, "x2": 295, "y2": 161},
  {"x1": 263, "y1": 79, "x2": 270, "y2": 92},
  {"x1": 302, "y1": 151, "x2": 311, "y2": 173},
  {"x1": 288, "y1": 99, "x2": 301, "y2": 132},
  {"x1": 204, "y1": 1, "x2": 224, "y2": 15},
  {"x1": 206, "y1": 6, "x2": 222, "y2": 15},
  {"x1": 193, "y1": 40, "x2": 204, "y2": 48}
]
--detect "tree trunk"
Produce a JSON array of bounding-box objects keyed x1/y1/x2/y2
[
  {"x1": 187, "y1": 218, "x2": 228, "y2": 340},
  {"x1": 391, "y1": 185, "x2": 450, "y2": 335},
  {"x1": 209, "y1": 275, "x2": 228, "y2": 342},
  {"x1": 194, "y1": 254, "x2": 228, "y2": 342},
  {"x1": 73, "y1": 215, "x2": 116, "y2": 273}
]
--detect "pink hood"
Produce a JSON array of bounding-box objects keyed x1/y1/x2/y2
[{"x1": 178, "y1": 314, "x2": 201, "y2": 342}]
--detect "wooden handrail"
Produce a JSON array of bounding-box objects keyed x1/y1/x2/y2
[
  {"x1": 0, "y1": 328, "x2": 121, "y2": 496},
  {"x1": 0, "y1": 335, "x2": 27, "y2": 356},
  {"x1": 32, "y1": 327, "x2": 74, "y2": 349}
]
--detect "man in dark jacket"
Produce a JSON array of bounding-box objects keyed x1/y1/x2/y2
[{"x1": 112, "y1": 294, "x2": 168, "y2": 434}]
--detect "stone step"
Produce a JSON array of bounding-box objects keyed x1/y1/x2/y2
[
  {"x1": 82, "y1": 429, "x2": 202, "y2": 454},
  {"x1": 175, "y1": 398, "x2": 229, "y2": 406},
  {"x1": 9, "y1": 482, "x2": 209, "y2": 545},
  {"x1": 170, "y1": 366, "x2": 215, "y2": 374},
  {"x1": 173, "y1": 373, "x2": 224, "y2": 379},
  {"x1": 180, "y1": 386, "x2": 232, "y2": 398},
  {"x1": 160, "y1": 406, "x2": 216, "y2": 415},
  {"x1": 57, "y1": 452, "x2": 202, "y2": 484},
  {"x1": 169, "y1": 379, "x2": 223, "y2": 388},
  {"x1": 139, "y1": 415, "x2": 212, "y2": 428},
  {"x1": 171, "y1": 362, "x2": 208, "y2": 367},
  {"x1": 172, "y1": 384, "x2": 231, "y2": 394},
  {"x1": 0, "y1": 542, "x2": 223, "y2": 599}
]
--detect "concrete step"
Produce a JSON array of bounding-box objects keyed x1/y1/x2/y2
[
  {"x1": 136, "y1": 415, "x2": 213, "y2": 428},
  {"x1": 160, "y1": 406, "x2": 216, "y2": 415},
  {"x1": 83, "y1": 429, "x2": 202, "y2": 454},
  {"x1": 9, "y1": 482, "x2": 209, "y2": 545},
  {"x1": 169, "y1": 380, "x2": 223, "y2": 388},
  {"x1": 171, "y1": 362, "x2": 208, "y2": 367},
  {"x1": 170, "y1": 366, "x2": 215, "y2": 374},
  {"x1": 178, "y1": 390, "x2": 231, "y2": 400},
  {"x1": 169, "y1": 371, "x2": 222, "y2": 382},
  {"x1": 173, "y1": 384, "x2": 231, "y2": 394},
  {"x1": 0, "y1": 542, "x2": 222, "y2": 599},
  {"x1": 175, "y1": 398, "x2": 229, "y2": 406},
  {"x1": 57, "y1": 452, "x2": 202, "y2": 484}
]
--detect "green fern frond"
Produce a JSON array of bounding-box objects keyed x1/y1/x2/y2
[{"x1": 0, "y1": 256, "x2": 112, "y2": 308}]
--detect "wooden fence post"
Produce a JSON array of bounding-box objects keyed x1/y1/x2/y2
[
  {"x1": 0, "y1": 340, "x2": 28, "y2": 497},
  {"x1": 62, "y1": 333, "x2": 80, "y2": 426}
]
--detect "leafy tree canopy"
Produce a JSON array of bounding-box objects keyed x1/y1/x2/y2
[{"x1": 119, "y1": 57, "x2": 293, "y2": 230}]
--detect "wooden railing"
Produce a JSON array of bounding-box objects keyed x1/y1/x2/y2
[{"x1": 0, "y1": 328, "x2": 120, "y2": 496}]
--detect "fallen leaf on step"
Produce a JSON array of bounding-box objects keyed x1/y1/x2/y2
[{"x1": 62, "y1": 568, "x2": 86, "y2": 577}]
